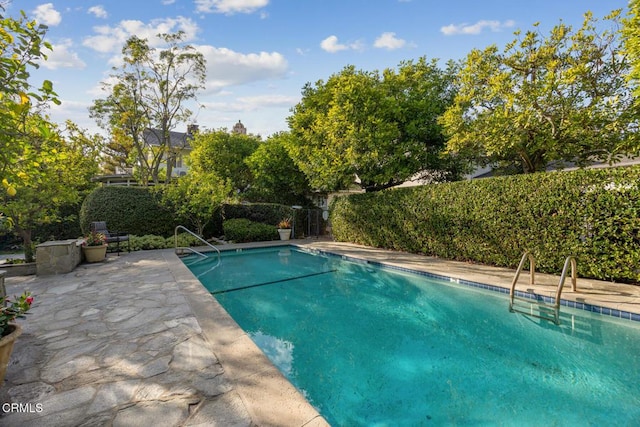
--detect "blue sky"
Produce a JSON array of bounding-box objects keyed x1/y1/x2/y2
[{"x1": 6, "y1": 0, "x2": 629, "y2": 138}]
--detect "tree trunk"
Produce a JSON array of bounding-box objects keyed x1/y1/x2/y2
[{"x1": 15, "y1": 227, "x2": 34, "y2": 263}]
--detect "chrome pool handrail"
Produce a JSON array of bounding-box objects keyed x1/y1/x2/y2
[
  {"x1": 510, "y1": 251, "x2": 578, "y2": 325},
  {"x1": 174, "y1": 225, "x2": 221, "y2": 269}
]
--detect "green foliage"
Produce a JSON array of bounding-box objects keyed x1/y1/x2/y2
[
  {"x1": 188, "y1": 129, "x2": 260, "y2": 195},
  {"x1": 441, "y1": 10, "x2": 638, "y2": 174},
  {"x1": 331, "y1": 165, "x2": 640, "y2": 283},
  {"x1": 127, "y1": 234, "x2": 168, "y2": 251},
  {"x1": 222, "y1": 203, "x2": 298, "y2": 227},
  {"x1": 205, "y1": 202, "x2": 317, "y2": 239},
  {"x1": 222, "y1": 218, "x2": 278, "y2": 243},
  {"x1": 1, "y1": 116, "x2": 101, "y2": 261},
  {"x1": 0, "y1": 291, "x2": 33, "y2": 337},
  {"x1": 90, "y1": 32, "x2": 206, "y2": 184},
  {"x1": 623, "y1": 1, "x2": 640, "y2": 99},
  {"x1": 158, "y1": 172, "x2": 230, "y2": 236},
  {"x1": 173, "y1": 233, "x2": 201, "y2": 248},
  {"x1": 107, "y1": 233, "x2": 200, "y2": 252},
  {"x1": 1, "y1": 10, "x2": 59, "y2": 190},
  {"x1": 80, "y1": 186, "x2": 176, "y2": 237},
  {"x1": 244, "y1": 132, "x2": 311, "y2": 205},
  {"x1": 287, "y1": 57, "x2": 463, "y2": 192}
]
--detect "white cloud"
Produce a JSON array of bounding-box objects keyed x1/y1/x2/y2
[
  {"x1": 82, "y1": 16, "x2": 200, "y2": 54},
  {"x1": 374, "y1": 32, "x2": 406, "y2": 50},
  {"x1": 196, "y1": 45, "x2": 288, "y2": 92},
  {"x1": 195, "y1": 0, "x2": 269, "y2": 14},
  {"x1": 321, "y1": 35, "x2": 346, "y2": 53},
  {"x1": 162, "y1": 0, "x2": 176, "y2": 4},
  {"x1": 320, "y1": 35, "x2": 363, "y2": 53},
  {"x1": 440, "y1": 19, "x2": 515, "y2": 36},
  {"x1": 236, "y1": 94, "x2": 299, "y2": 109},
  {"x1": 32, "y1": 3, "x2": 62, "y2": 26},
  {"x1": 88, "y1": 6, "x2": 108, "y2": 19},
  {"x1": 40, "y1": 39, "x2": 86, "y2": 70},
  {"x1": 200, "y1": 94, "x2": 298, "y2": 117}
]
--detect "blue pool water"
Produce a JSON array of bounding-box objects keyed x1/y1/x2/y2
[{"x1": 183, "y1": 247, "x2": 640, "y2": 426}]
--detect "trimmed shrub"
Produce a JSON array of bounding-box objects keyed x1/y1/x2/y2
[
  {"x1": 223, "y1": 203, "x2": 295, "y2": 225},
  {"x1": 206, "y1": 203, "x2": 309, "y2": 238},
  {"x1": 330, "y1": 166, "x2": 640, "y2": 283},
  {"x1": 222, "y1": 218, "x2": 278, "y2": 243},
  {"x1": 106, "y1": 234, "x2": 203, "y2": 252},
  {"x1": 80, "y1": 186, "x2": 176, "y2": 237}
]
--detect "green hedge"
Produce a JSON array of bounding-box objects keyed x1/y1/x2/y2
[
  {"x1": 79, "y1": 186, "x2": 176, "y2": 237},
  {"x1": 206, "y1": 203, "x2": 306, "y2": 238},
  {"x1": 107, "y1": 234, "x2": 201, "y2": 251},
  {"x1": 330, "y1": 166, "x2": 640, "y2": 283},
  {"x1": 222, "y1": 218, "x2": 278, "y2": 243}
]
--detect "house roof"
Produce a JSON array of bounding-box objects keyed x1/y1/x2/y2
[{"x1": 143, "y1": 128, "x2": 193, "y2": 150}]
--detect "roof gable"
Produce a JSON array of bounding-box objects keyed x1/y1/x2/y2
[{"x1": 143, "y1": 128, "x2": 192, "y2": 150}]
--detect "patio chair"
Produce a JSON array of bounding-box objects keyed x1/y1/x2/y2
[{"x1": 90, "y1": 221, "x2": 130, "y2": 255}]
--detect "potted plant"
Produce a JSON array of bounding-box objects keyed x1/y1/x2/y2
[
  {"x1": 277, "y1": 218, "x2": 292, "y2": 241},
  {"x1": 0, "y1": 292, "x2": 33, "y2": 383},
  {"x1": 82, "y1": 231, "x2": 107, "y2": 263}
]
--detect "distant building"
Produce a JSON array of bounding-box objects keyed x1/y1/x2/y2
[
  {"x1": 142, "y1": 124, "x2": 198, "y2": 178},
  {"x1": 232, "y1": 120, "x2": 247, "y2": 135},
  {"x1": 93, "y1": 123, "x2": 257, "y2": 185}
]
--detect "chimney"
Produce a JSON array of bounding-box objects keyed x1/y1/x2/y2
[{"x1": 187, "y1": 124, "x2": 199, "y2": 135}]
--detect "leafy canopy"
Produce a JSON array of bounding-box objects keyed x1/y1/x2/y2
[
  {"x1": 287, "y1": 57, "x2": 462, "y2": 192},
  {"x1": 441, "y1": 10, "x2": 638, "y2": 174},
  {"x1": 90, "y1": 32, "x2": 206, "y2": 184},
  {"x1": 622, "y1": 0, "x2": 640, "y2": 100},
  {"x1": 244, "y1": 132, "x2": 311, "y2": 206},
  {"x1": 188, "y1": 129, "x2": 260, "y2": 196},
  {"x1": 0, "y1": 8, "x2": 60, "y2": 197}
]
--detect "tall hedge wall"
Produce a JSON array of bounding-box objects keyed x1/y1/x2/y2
[
  {"x1": 330, "y1": 166, "x2": 640, "y2": 283},
  {"x1": 79, "y1": 186, "x2": 177, "y2": 237}
]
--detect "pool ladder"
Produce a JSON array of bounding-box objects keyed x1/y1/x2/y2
[
  {"x1": 509, "y1": 251, "x2": 577, "y2": 325},
  {"x1": 174, "y1": 225, "x2": 221, "y2": 269}
]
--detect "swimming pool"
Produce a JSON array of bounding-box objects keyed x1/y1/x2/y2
[{"x1": 183, "y1": 246, "x2": 640, "y2": 426}]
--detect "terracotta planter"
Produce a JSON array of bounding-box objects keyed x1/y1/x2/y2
[
  {"x1": 278, "y1": 229, "x2": 292, "y2": 241},
  {"x1": 82, "y1": 244, "x2": 107, "y2": 263},
  {"x1": 0, "y1": 324, "x2": 22, "y2": 384}
]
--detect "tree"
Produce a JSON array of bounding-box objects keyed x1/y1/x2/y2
[
  {"x1": 287, "y1": 57, "x2": 462, "y2": 192},
  {"x1": 160, "y1": 129, "x2": 244, "y2": 236},
  {"x1": 0, "y1": 7, "x2": 100, "y2": 258},
  {"x1": 245, "y1": 132, "x2": 311, "y2": 206},
  {"x1": 441, "y1": 10, "x2": 638, "y2": 174},
  {"x1": 90, "y1": 32, "x2": 206, "y2": 184},
  {"x1": 188, "y1": 129, "x2": 260, "y2": 196},
  {"x1": 0, "y1": 8, "x2": 59, "y2": 197},
  {"x1": 622, "y1": 0, "x2": 640, "y2": 100},
  {"x1": 160, "y1": 173, "x2": 230, "y2": 237},
  {"x1": 1, "y1": 116, "x2": 100, "y2": 261}
]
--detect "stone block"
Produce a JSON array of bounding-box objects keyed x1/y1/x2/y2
[{"x1": 36, "y1": 239, "x2": 83, "y2": 275}]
